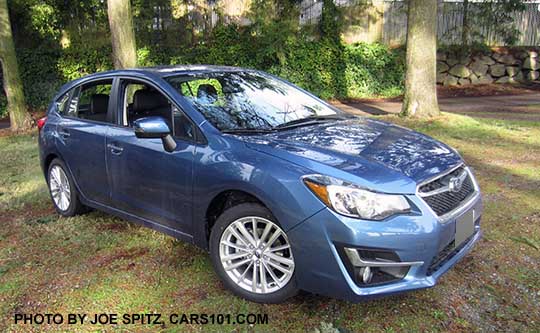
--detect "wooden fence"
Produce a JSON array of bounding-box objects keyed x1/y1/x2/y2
[
  {"x1": 381, "y1": 0, "x2": 540, "y2": 46},
  {"x1": 297, "y1": 0, "x2": 540, "y2": 46}
]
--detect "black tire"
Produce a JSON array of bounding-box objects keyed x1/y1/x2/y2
[
  {"x1": 47, "y1": 158, "x2": 87, "y2": 217},
  {"x1": 209, "y1": 203, "x2": 298, "y2": 303}
]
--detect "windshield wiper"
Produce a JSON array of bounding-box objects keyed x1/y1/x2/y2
[
  {"x1": 221, "y1": 128, "x2": 275, "y2": 135},
  {"x1": 274, "y1": 114, "x2": 353, "y2": 130}
]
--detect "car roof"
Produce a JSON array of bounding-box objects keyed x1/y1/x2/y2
[
  {"x1": 54, "y1": 65, "x2": 256, "y2": 102},
  {"x1": 145, "y1": 65, "x2": 248, "y2": 77},
  {"x1": 55, "y1": 65, "x2": 255, "y2": 99},
  {"x1": 84, "y1": 65, "x2": 250, "y2": 80}
]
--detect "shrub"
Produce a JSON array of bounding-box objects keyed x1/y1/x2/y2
[
  {"x1": 272, "y1": 39, "x2": 347, "y2": 99},
  {"x1": 17, "y1": 48, "x2": 62, "y2": 112},
  {"x1": 4, "y1": 32, "x2": 405, "y2": 117},
  {"x1": 57, "y1": 44, "x2": 113, "y2": 81},
  {"x1": 344, "y1": 43, "x2": 405, "y2": 98}
]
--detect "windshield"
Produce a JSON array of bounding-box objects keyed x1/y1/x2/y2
[{"x1": 165, "y1": 71, "x2": 341, "y2": 131}]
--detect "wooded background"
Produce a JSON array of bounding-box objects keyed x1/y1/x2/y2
[{"x1": 1, "y1": 0, "x2": 538, "y2": 118}]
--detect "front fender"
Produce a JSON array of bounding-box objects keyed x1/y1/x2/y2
[{"x1": 191, "y1": 136, "x2": 326, "y2": 249}]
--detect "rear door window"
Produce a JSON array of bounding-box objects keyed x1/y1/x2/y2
[{"x1": 65, "y1": 80, "x2": 114, "y2": 123}]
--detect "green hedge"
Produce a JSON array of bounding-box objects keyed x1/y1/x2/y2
[{"x1": 1, "y1": 40, "x2": 405, "y2": 118}]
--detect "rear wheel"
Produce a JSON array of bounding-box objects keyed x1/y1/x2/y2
[
  {"x1": 210, "y1": 203, "x2": 298, "y2": 303},
  {"x1": 47, "y1": 158, "x2": 86, "y2": 216}
]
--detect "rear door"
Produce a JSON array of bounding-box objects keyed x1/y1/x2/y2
[
  {"x1": 105, "y1": 78, "x2": 197, "y2": 235},
  {"x1": 55, "y1": 79, "x2": 115, "y2": 205}
]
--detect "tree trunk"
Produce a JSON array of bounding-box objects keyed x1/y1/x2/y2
[
  {"x1": 107, "y1": 0, "x2": 137, "y2": 69},
  {"x1": 0, "y1": 0, "x2": 32, "y2": 131},
  {"x1": 400, "y1": 0, "x2": 440, "y2": 118}
]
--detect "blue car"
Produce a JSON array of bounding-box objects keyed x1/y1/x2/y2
[{"x1": 38, "y1": 66, "x2": 482, "y2": 303}]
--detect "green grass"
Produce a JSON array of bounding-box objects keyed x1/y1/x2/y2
[{"x1": 1, "y1": 112, "x2": 539, "y2": 332}]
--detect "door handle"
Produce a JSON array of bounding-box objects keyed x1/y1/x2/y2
[
  {"x1": 58, "y1": 129, "x2": 70, "y2": 138},
  {"x1": 107, "y1": 143, "x2": 124, "y2": 155}
]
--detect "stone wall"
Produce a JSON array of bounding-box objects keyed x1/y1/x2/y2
[{"x1": 436, "y1": 49, "x2": 540, "y2": 86}]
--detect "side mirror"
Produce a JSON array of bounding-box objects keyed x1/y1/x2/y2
[{"x1": 133, "y1": 116, "x2": 177, "y2": 153}]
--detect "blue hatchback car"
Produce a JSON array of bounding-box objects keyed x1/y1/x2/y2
[{"x1": 38, "y1": 66, "x2": 482, "y2": 303}]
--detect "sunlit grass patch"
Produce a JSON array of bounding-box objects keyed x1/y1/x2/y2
[{"x1": 0, "y1": 134, "x2": 49, "y2": 211}]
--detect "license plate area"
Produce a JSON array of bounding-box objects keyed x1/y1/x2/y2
[{"x1": 455, "y1": 207, "x2": 475, "y2": 248}]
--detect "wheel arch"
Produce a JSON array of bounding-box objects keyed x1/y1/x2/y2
[
  {"x1": 43, "y1": 153, "x2": 60, "y2": 176},
  {"x1": 42, "y1": 151, "x2": 88, "y2": 204},
  {"x1": 204, "y1": 189, "x2": 269, "y2": 245}
]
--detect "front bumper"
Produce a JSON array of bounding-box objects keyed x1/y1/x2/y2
[{"x1": 287, "y1": 193, "x2": 482, "y2": 302}]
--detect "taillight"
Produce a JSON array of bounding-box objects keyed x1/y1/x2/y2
[{"x1": 37, "y1": 116, "x2": 47, "y2": 131}]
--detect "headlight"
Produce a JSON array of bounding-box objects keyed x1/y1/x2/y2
[{"x1": 303, "y1": 174, "x2": 411, "y2": 220}]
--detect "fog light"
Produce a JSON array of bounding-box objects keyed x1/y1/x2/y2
[
  {"x1": 343, "y1": 247, "x2": 424, "y2": 286},
  {"x1": 359, "y1": 266, "x2": 373, "y2": 284}
]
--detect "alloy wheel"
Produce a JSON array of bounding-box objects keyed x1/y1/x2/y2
[
  {"x1": 219, "y1": 217, "x2": 295, "y2": 294},
  {"x1": 49, "y1": 165, "x2": 71, "y2": 211}
]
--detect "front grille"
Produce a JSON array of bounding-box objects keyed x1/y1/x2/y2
[{"x1": 419, "y1": 166, "x2": 475, "y2": 216}]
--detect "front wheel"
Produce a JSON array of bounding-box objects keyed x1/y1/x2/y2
[{"x1": 209, "y1": 203, "x2": 298, "y2": 303}]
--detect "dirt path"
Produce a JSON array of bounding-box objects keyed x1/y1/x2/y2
[{"x1": 332, "y1": 93, "x2": 540, "y2": 121}]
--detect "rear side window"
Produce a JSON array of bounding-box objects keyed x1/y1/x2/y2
[
  {"x1": 65, "y1": 80, "x2": 113, "y2": 123},
  {"x1": 54, "y1": 92, "x2": 70, "y2": 114}
]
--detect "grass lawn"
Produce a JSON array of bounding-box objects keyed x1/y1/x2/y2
[{"x1": 0, "y1": 112, "x2": 539, "y2": 332}]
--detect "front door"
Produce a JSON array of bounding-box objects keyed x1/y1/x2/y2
[{"x1": 106, "y1": 79, "x2": 196, "y2": 235}]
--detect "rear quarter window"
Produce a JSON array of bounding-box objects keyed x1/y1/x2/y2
[{"x1": 54, "y1": 91, "x2": 71, "y2": 115}]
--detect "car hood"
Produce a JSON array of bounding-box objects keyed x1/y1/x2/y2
[{"x1": 240, "y1": 118, "x2": 462, "y2": 194}]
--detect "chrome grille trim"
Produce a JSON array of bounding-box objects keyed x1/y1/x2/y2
[
  {"x1": 418, "y1": 167, "x2": 468, "y2": 197},
  {"x1": 416, "y1": 164, "x2": 480, "y2": 223}
]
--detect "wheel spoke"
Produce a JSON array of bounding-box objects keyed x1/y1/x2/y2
[
  {"x1": 224, "y1": 258, "x2": 251, "y2": 271},
  {"x1": 259, "y1": 260, "x2": 267, "y2": 293},
  {"x1": 54, "y1": 168, "x2": 63, "y2": 186},
  {"x1": 59, "y1": 171, "x2": 66, "y2": 185},
  {"x1": 237, "y1": 261, "x2": 253, "y2": 284},
  {"x1": 266, "y1": 259, "x2": 293, "y2": 275},
  {"x1": 252, "y1": 261, "x2": 258, "y2": 292},
  {"x1": 266, "y1": 252, "x2": 294, "y2": 267},
  {"x1": 51, "y1": 169, "x2": 61, "y2": 186},
  {"x1": 252, "y1": 218, "x2": 258, "y2": 243},
  {"x1": 52, "y1": 193, "x2": 60, "y2": 206},
  {"x1": 229, "y1": 226, "x2": 249, "y2": 247},
  {"x1": 263, "y1": 229, "x2": 282, "y2": 251},
  {"x1": 59, "y1": 193, "x2": 65, "y2": 210},
  {"x1": 221, "y1": 251, "x2": 249, "y2": 262},
  {"x1": 269, "y1": 244, "x2": 290, "y2": 253},
  {"x1": 236, "y1": 222, "x2": 256, "y2": 246},
  {"x1": 262, "y1": 260, "x2": 281, "y2": 288},
  {"x1": 62, "y1": 193, "x2": 69, "y2": 210},
  {"x1": 259, "y1": 222, "x2": 272, "y2": 244},
  {"x1": 221, "y1": 240, "x2": 248, "y2": 252}
]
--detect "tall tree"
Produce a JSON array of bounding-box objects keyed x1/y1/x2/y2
[
  {"x1": 0, "y1": 0, "x2": 32, "y2": 130},
  {"x1": 107, "y1": 0, "x2": 137, "y2": 69},
  {"x1": 400, "y1": 0, "x2": 440, "y2": 118}
]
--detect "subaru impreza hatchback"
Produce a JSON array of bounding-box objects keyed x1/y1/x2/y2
[{"x1": 38, "y1": 66, "x2": 482, "y2": 303}]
